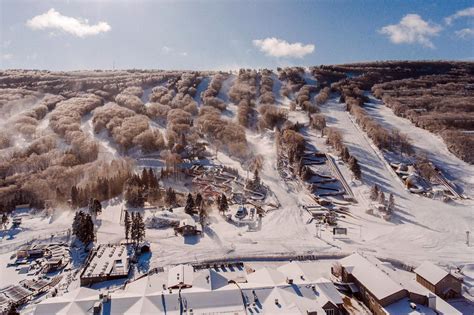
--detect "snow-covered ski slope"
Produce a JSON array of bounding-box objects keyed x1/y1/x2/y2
[
  {"x1": 317, "y1": 97, "x2": 474, "y2": 266},
  {"x1": 363, "y1": 93, "x2": 474, "y2": 196}
]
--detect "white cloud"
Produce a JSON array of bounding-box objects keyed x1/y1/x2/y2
[
  {"x1": 445, "y1": 7, "x2": 474, "y2": 25},
  {"x1": 253, "y1": 37, "x2": 314, "y2": 58},
  {"x1": 179, "y1": 52, "x2": 188, "y2": 57},
  {"x1": 379, "y1": 14, "x2": 442, "y2": 48},
  {"x1": 26, "y1": 8, "x2": 111, "y2": 37},
  {"x1": 455, "y1": 28, "x2": 474, "y2": 39}
]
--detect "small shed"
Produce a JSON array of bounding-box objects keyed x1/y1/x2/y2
[
  {"x1": 414, "y1": 262, "x2": 462, "y2": 299},
  {"x1": 174, "y1": 220, "x2": 202, "y2": 236}
]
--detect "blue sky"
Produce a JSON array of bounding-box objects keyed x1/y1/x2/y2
[{"x1": 1, "y1": 0, "x2": 473, "y2": 70}]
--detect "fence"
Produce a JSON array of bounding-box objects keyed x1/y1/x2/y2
[{"x1": 153, "y1": 251, "x2": 352, "y2": 270}]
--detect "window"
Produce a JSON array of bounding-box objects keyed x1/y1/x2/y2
[{"x1": 325, "y1": 309, "x2": 335, "y2": 315}]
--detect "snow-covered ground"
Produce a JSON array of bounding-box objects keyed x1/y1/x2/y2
[
  {"x1": 0, "y1": 209, "x2": 75, "y2": 287},
  {"x1": 81, "y1": 113, "x2": 120, "y2": 160},
  {"x1": 194, "y1": 76, "x2": 211, "y2": 106}
]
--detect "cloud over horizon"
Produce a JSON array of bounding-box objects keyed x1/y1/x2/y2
[
  {"x1": 445, "y1": 7, "x2": 474, "y2": 25},
  {"x1": 26, "y1": 8, "x2": 111, "y2": 38},
  {"x1": 379, "y1": 14, "x2": 442, "y2": 48},
  {"x1": 455, "y1": 28, "x2": 474, "y2": 39},
  {"x1": 253, "y1": 37, "x2": 314, "y2": 58}
]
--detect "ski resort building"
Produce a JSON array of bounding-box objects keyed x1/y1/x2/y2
[
  {"x1": 34, "y1": 261, "x2": 345, "y2": 315},
  {"x1": 338, "y1": 253, "x2": 407, "y2": 315},
  {"x1": 335, "y1": 254, "x2": 462, "y2": 315},
  {"x1": 174, "y1": 219, "x2": 202, "y2": 236},
  {"x1": 80, "y1": 244, "x2": 131, "y2": 286},
  {"x1": 414, "y1": 261, "x2": 463, "y2": 299}
]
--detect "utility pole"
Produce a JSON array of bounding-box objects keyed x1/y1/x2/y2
[{"x1": 467, "y1": 231, "x2": 470, "y2": 246}]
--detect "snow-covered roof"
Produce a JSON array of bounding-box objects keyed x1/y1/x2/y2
[
  {"x1": 383, "y1": 298, "x2": 436, "y2": 315},
  {"x1": 168, "y1": 264, "x2": 194, "y2": 288},
  {"x1": 245, "y1": 267, "x2": 287, "y2": 286},
  {"x1": 180, "y1": 289, "x2": 245, "y2": 314},
  {"x1": 82, "y1": 245, "x2": 129, "y2": 279},
  {"x1": 340, "y1": 253, "x2": 404, "y2": 301},
  {"x1": 277, "y1": 261, "x2": 309, "y2": 283},
  {"x1": 414, "y1": 262, "x2": 450, "y2": 285},
  {"x1": 315, "y1": 277, "x2": 343, "y2": 306},
  {"x1": 34, "y1": 287, "x2": 98, "y2": 315},
  {"x1": 179, "y1": 219, "x2": 197, "y2": 228},
  {"x1": 243, "y1": 286, "x2": 325, "y2": 314},
  {"x1": 192, "y1": 269, "x2": 230, "y2": 291},
  {"x1": 34, "y1": 262, "x2": 343, "y2": 315}
]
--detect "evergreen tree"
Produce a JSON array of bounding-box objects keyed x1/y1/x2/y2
[
  {"x1": 72, "y1": 211, "x2": 84, "y2": 236},
  {"x1": 124, "y1": 210, "x2": 131, "y2": 241},
  {"x1": 195, "y1": 193, "x2": 203, "y2": 210},
  {"x1": 148, "y1": 168, "x2": 158, "y2": 188},
  {"x1": 82, "y1": 214, "x2": 95, "y2": 245},
  {"x1": 131, "y1": 212, "x2": 145, "y2": 247},
  {"x1": 148, "y1": 168, "x2": 159, "y2": 188},
  {"x1": 130, "y1": 212, "x2": 137, "y2": 245},
  {"x1": 72, "y1": 211, "x2": 95, "y2": 246},
  {"x1": 184, "y1": 193, "x2": 195, "y2": 215},
  {"x1": 370, "y1": 185, "x2": 379, "y2": 201},
  {"x1": 341, "y1": 146, "x2": 350, "y2": 162},
  {"x1": 349, "y1": 156, "x2": 361, "y2": 180},
  {"x1": 89, "y1": 198, "x2": 102, "y2": 216},
  {"x1": 253, "y1": 169, "x2": 260, "y2": 186},
  {"x1": 136, "y1": 212, "x2": 145, "y2": 244},
  {"x1": 165, "y1": 188, "x2": 176, "y2": 206},
  {"x1": 199, "y1": 205, "x2": 208, "y2": 229},
  {"x1": 125, "y1": 186, "x2": 144, "y2": 208},
  {"x1": 2, "y1": 213, "x2": 8, "y2": 229},
  {"x1": 141, "y1": 168, "x2": 149, "y2": 188},
  {"x1": 7, "y1": 304, "x2": 19, "y2": 315},
  {"x1": 378, "y1": 191, "x2": 386, "y2": 205},
  {"x1": 218, "y1": 193, "x2": 229, "y2": 213},
  {"x1": 388, "y1": 193, "x2": 395, "y2": 212}
]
